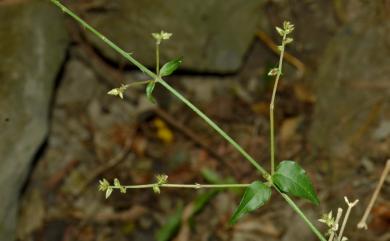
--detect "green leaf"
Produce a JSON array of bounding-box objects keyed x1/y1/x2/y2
[
  {"x1": 275, "y1": 26, "x2": 285, "y2": 36},
  {"x1": 159, "y1": 58, "x2": 182, "y2": 77},
  {"x1": 146, "y1": 81, "x2": 156, "y2": 103},
  {"x1": 156, "y1": 205, "x2": 183, "y2": 241},
  {"x1": 105, "y1": 187, "x2": 113, "y2": 199},
  {"x1": 230, "y1": 181, "x2": 271, "y2": 224},
  {"x1": 272, "y1": 160, "x2": 320, "y2": 205}
]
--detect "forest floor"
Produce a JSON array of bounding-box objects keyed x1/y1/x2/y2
[{"x1": 17, "y1": 1, "x2": 389, "y2": 241}]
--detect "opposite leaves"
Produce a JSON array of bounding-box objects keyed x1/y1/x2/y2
[
  {"x1": 230, "y1": 181, "x2": 271, "y2": 224},
  {"x1": 272, "y1": 160, "x2": 319, "y2": 205}
]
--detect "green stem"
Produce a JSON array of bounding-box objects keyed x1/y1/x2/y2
[
  {"x1": 126, "y1": 80, "x2": 153, "y2": 87},
  {"x1": 270, "y1": 34, "x2": 286, "y2": 175},
  {"x1": 157, "y1": 79, "x2": 268, "y2": 177},
  {"x1": 52, "y1": 0, "x2": 267, "y2": 176},
  {"x1": 51, "y1": 2, "x2": 326, "y2": 240},
  {"x1": 111, "y1": 183, "x2": 251, "y2": 189},
  {"x1": 156, "y1": 43, "x2": 160, "y2": 76},
  {"x1": 275, "y1": 187, "x2": 327, "y2": 241}
]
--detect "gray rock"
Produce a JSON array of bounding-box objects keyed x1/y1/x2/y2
[
  {"x1": 309, "y1": 2, "x2": 390, "y2": 161},
  {"x1": 0, "y1": 1, "x2": 68, "y2": 240},
  {"x1": 83, "y1": 0, "x2": 264, "y2": 73}
]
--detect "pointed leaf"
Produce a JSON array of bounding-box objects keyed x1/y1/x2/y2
[
  {"x1": 146, "y1": 81, "x2": 156, "y2": 103},
  {"x1": 272, "y1": 160, "x2": 319, "y2": 205},
  {"x1": 275, "y1": 26, "x2": 285, "y2": 36},
  {"x1": 105, "y1": 187, "x2": 113, "y2": 199},
  {"x1": 159, "y1": 58, "x2": 182, "y2": 77},
  {"x1": 230, "y1": 181, "x2": 271, "y2": 224}
]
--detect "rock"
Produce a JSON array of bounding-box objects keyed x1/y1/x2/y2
[
  {"x1": 83, "y1": 0, "x2": 265, "y2": 73},
  {"x1": 309, "y1": 2, "x2": 390, "y2": 163},
  {"x1": 0, "y1": 1, "x2": 68, "y2": 240}
]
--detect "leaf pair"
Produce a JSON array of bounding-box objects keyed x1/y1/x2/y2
[
  {"x1": 146, "y1": 58, "x2": 182, "y2": 103},
  {"x1": 230, "y1": 160, "x2": 319, "y2": 224}
]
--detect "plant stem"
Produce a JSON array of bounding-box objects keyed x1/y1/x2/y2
[
  {"x1": 269, "y1": 34, "x2": 286, "y2": 175},
  {"x1": 51, "y1": 0, "x2": 267, "y2": 177},
  {"x1": 51, "y1": 2, "x2": 326, "y2": 240},
  {"x1": 276, "y1": 187, "x2": 327, "y2": 241},
  {"x1": 328, "y1": 208, "x2": 343, "y2": 241},
  {"x1": 156, "y1": 43, "x2": 160, "y2": 76},
  {"x1": 157, "y1": 79, "x2": 268, "y2": 177},
  {"x1": 110, "y1": 183, "x2": 251, "y2": 189},
  {"x1": 338, "y1": 197, "x2": 359, "y2": 241},
  {"x1": 127, "y1": 80, "x2": 153, "y2": 87}
]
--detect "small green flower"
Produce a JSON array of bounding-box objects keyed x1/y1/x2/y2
[
  {"x1": 268, "y1": 68, "x2": 279, "y2": 76},
  {"x1": 283, "y1": 21, "x2": 295, "y2": 34},
  {"x1": 318, "y1": 211, "x2": 335, "y2": 227},
  {"x1": 152, "y1": 31, "x2": 172, "y2": 44},
  {"x1": 98, "y1": 179, "x2": 110, "y2": 192},
  {"x1": 107, "y1": 84, "x2": 130, "y2": 99},
  {"x1": 156, "y1": 174, "x2": 168, "y2": 185}
]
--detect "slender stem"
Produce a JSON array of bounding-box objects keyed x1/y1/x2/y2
[
  {"x1": 156, "y1": 43, "x2": 160, "y2": 76},
  {"x1": 51, "y1": 0, "x2": 267, "y2": 177},
  {"x1": 51, "y1": 2, "x2": 326, "y2": 240},
  {"x1": 51, "y1": 0, "x2": 157, "y2": 80},
  {"x1": 157, "y1": 79, "x2": 268, "y2": 177},
  {"x1": 110, "y1": 183, "x2": 251, "y2": 189},
  {"x1": 126, "y1": 80, "x2": 152, "y2": 87},
  {"x1": 328, "y1": 208, "x2": 343, "y2": 241},
  {"x1": 269, "y1": 34, "x2": 286, "y2": 175},
  {"x1": 276, "y1": 187, "x2": 327, "y2": 241}
]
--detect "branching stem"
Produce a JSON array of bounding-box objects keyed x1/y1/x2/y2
[{"x1": 51, "y1": 2, "x2": 325, "y2": 241}]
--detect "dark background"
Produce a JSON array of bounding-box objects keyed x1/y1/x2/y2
[{"x1": 0, "y1": 0, "x2": 389, "y2": 241}]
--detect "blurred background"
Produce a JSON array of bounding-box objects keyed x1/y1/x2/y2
[{"x1": 0, "y1": 0, "x2": 389, "y2": 241}]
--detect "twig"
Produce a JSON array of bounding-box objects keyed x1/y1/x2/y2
[
  {"x1": 328, "y1": 208, "x2": 343, "y2": 241},
  {"x1": 357, "y1": 159, "x2": 390, "y2": 230},
  {"x1": 338, "y1": 197, "x2": 359, "y2": 241},
  {"x1": 109, "y1": 183, "x2": 251, "y2": 190},
  {"x1": 51, "y1": 2, "x2": 326, "y2": 240}
]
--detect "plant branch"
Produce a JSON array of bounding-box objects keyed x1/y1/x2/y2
[
  {"x1": 338, "y1": 197, "x2": 359, "y2": 241},
  {"x1": 110, "y1": 183, "x2": 251, "y2": 189},
  {"x1": 52, "y1": 0, "x2": 267, "y2": 177},
  {"x1": 51, "y1": 2, "x2": 325, "y2": 240},
  {"x1": 275, "y1": 186, "x2": 327, "y2": 241},
  {"x1": 157, "y1": 79, "x2": 268, "y2": 177},
  {"x1": 328, "y1": 208, "x2": 343, "y2": 241}
]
